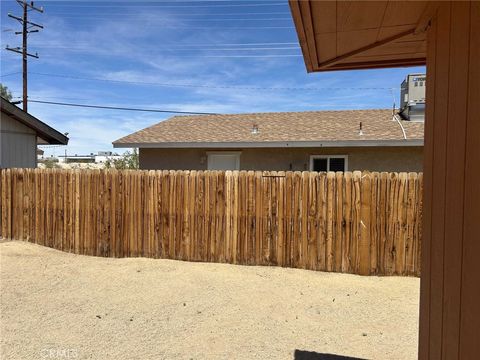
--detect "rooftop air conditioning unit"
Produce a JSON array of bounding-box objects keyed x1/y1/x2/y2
[{"x1": 399, "y1": 73, "x2": 426, "y2": 122}]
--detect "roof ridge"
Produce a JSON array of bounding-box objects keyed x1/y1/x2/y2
[{"x1": 170, "y1": 108, "x2": 393, "y2": 119}]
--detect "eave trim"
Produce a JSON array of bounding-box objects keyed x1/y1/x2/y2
[
  {"x1": 288, "y1": 0, "x2": 314, "y2": 72},
  {"x1": 113, "y1": 139, "x2": 424, "y2": 149},
  {"x1": 0, "y1": 98, "x2": 69, "y2": 145}
]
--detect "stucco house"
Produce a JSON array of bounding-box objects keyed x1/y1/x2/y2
[
  {"x1": 113, "y1": 108, "x2": 423, "y2": 172},
  {"x1": 1, "y1": 97, "x2": 69, "y2": 168}
]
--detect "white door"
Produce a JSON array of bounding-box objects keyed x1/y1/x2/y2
[{"x1": 207, "y1": 152, "x2": 240, "y2": 170}]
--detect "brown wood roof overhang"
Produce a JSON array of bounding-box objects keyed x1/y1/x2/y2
[{"x1": 289, "y1": 0, "x2": 435, "y2": 72}]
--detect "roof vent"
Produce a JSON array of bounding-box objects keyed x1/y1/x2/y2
[
  {"x1": 359, "y1": 122, "x2": 364, "y2": 136},
  {"x1": 251, "y1": 124, "x2": 259, "y2": 134}
]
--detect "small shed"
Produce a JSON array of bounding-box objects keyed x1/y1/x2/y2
[{"x1": 0, "y1": 98, "x2": 69, "y2": 168}]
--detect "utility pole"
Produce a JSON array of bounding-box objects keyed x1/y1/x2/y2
[{"x1": 5, "y1": 0, "x2": 43, "y2": 112}]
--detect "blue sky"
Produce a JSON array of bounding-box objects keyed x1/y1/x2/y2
[{"x1": 1, "y1": 0, "x2": 425, "y2": 156}]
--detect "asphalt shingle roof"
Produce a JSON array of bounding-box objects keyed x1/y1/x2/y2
[{"x1": 113, "y1": 109, "x2": 424, "y2": 145}]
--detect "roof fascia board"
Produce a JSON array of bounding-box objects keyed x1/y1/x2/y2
[
  {"x1": 288, "y1": 0, "x2": 314, "y2": 72},
  {"x1": 297, "y1": 0, "x2": 318, "y2": 72},
  {"x1": 1, "y1": 98, "x2": 68, "y2": 145},
  {"x1": 114, "y1": 140, "x2": 424, "y2": 149}
]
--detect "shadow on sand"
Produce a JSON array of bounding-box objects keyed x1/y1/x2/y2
[{"x1": 294, "y1": 349, "x2": 367, "y2": 360}]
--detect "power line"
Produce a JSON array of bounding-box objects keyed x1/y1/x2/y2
[
  {"x1": 30, "y1": 53, "x2": 302, "y2": 59},
  {"x1": 28, "y1": 99, "x2": 219, "y2": 115},
  {"x1": 46, "y1": 0, "x2": 282, "y2": 3},
  {"x1": 37, "y1": 144, "x2": 65, "y2": 149},
  {"x1": 190, "y1": 53, "x2": 300, "y2": 57},
  {"x1": 43, "y1": 2, "x2": 286, "y2": 8},
  {"x1": 38, "y1": 25, "x2": 294, "y2": 29},
  {"x1": 41, "y1": 16, "x2": 292, "y2": 21},
  {"x1": 12, "y1": 95, "x2": 92, "y2": 101},
  {"x1": 28, "y1": 72, "x2": 401, "y2": 92},
  {"x1": 183, "y1": 41, "x2": 298, "y2": 46},
  {"x1": 18, "y1": 46, "x2": 301, "y2": 58},
  {"x1": 0, "y1": 71, "x2": 22, "y2": 77},
  {"x1": 44, "y1": 11, "x2": 291, "y2": 16},
  {"x1": 25, "y1": 23, "x2": 295, "y2": 29},
  {"x1": 48, "y1": 0, "x2": 283, "y2": 2},
  {"x1": 29, "y1": 41, "x2": 300, "y2": 48},
  {"x1": 22, "y1": 53, "x2": 302, "y2": 60},
  {"x1": 31, "y1": 46, "x2": 299, "y2": 51}
]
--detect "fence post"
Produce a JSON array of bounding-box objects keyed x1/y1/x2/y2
[{"x1": 359, "y1": 171, "x2": 371, "y2": 275}]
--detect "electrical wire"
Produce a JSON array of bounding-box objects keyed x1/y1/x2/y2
[
  {"x1": 28, "y1": 42, "x2": 300, "y2": 48},
  {"x1": 45, "y1": 11, "x2": 291, "y2": 16},
  {"x1": 31, "y1": 46, "x2": 299, "y2": 51},
  {"x1": 42, "y1": 16, "x2": 293, "y2": 21},
  {"x1": 28, "y1": 99, "x2": 219, "y2": 115},
  {"x1": 23, "y1": 53, "x2": 302, "y2": 59},
  {"x1": 31, "y1": 53, "x2": 301, "y2": 59},
  {"x1": 0, "y1": 71, "x2": 22, "y2": 77},
  {"x1": 43, "y1": 2, "x2": 286, "y2": 8},
  {"x1": 50, "y1": 23, "x2": 294, "y2": 29},
  {"x1": 184, "y1": 54, "x2": 300, "y2": 57},
  {"x1": 44, "y1": 25, "x2": 295, "y2": 29},
  {"x1": 28, "y1": 72, "x2": 401, "y2": 91}
]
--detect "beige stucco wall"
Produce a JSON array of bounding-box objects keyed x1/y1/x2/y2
[
  {"x1": 139, "y1": 146, "x2": 423, "y2": 172},
  {"x1": 0, "y1": 112, "x2": 37, "y2": 168}
]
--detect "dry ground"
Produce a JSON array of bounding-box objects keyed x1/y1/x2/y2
[{"x1": 0, "y1": 240, "x2": 419, "y2": 360}]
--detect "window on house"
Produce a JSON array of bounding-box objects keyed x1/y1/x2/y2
[
  {"x1": 310, "y1": 155, "x2": 347, "y2": 172},
  {"x1": 329, "y1": 157, "x2": 346, "y2": 172},
  {"x1": 312, "y1": 158, "x2": 328, "y2": 171}
]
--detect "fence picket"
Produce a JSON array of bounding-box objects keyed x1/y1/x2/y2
[{"x1": 0, "y1": 169, "x2": 422, "y2": 276}]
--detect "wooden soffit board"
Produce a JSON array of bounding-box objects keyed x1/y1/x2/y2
[{"x1": 289, "y1": 0, "x2": 436, "y2": 72}]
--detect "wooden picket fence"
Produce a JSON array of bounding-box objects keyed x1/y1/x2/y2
[{"x1": 0, "y1": 168, "x2": 422, "y2": 276}]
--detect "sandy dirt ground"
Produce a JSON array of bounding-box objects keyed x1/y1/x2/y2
[{"x1": 0, "y1": 241, "x2": 419, "y2": 360}]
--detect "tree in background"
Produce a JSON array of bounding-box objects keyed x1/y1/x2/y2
[
  {"x1": 41, "y1": 158, "x2": 60, "y2": 169},
  {"x1": 0, "y1": 84, "x2": 13, "y2": 101},
  {"x1": 105, "y1": 149, "x2": 139, "y2": 170}
]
